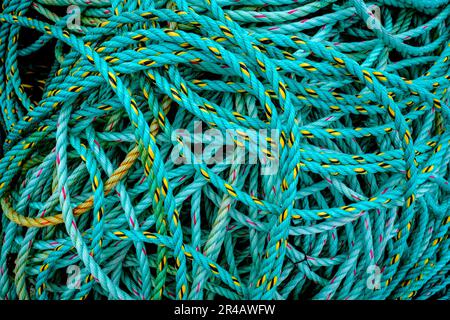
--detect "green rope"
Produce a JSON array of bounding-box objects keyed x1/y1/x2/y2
[{"x1": 0, "y1": 0, "x2": 449, "y2": 300}]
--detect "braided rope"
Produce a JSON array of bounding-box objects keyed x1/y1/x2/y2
[{"x1": 0, "y1": 0, "x2": 449, "y2": 300}]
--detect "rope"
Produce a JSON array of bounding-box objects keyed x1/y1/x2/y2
[{"x1": 0, "y1": 0, "x2": 449, "y2": 300}]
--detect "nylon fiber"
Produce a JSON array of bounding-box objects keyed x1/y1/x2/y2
[{"x1": 0, "y1": 0, "x2": 449, "y2": 300}]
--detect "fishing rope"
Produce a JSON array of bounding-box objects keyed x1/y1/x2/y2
[{"x1": 0, "y1": 0, "x2": 449, "y2": 300}]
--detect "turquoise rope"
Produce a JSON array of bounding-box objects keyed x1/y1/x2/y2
[{"x1": 0, "y1": 0, "x2": 449, "y2": 300}]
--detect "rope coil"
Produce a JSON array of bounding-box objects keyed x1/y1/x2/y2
[{"x1": 0, "y1": 0, "x2": 449, "y2": 300}]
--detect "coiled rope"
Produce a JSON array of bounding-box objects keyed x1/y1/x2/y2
[{"x1": 0, "y1": 0, "x2": 449, "y2": 300}]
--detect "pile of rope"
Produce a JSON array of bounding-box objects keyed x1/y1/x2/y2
[{"x1": 0, "y1": 0, "x2": 449, "y2": 300}]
